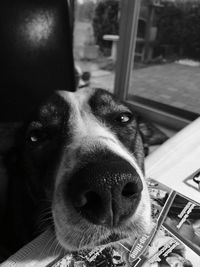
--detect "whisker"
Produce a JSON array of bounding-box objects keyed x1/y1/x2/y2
[
  {"x1": 40, "y1": 232, "x2": 56, "y2": 258},
  {"x1": 53, "y1": 239, "x2": 62, "y2": 257}
]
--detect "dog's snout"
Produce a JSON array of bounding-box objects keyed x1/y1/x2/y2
[{"x1": 67, "y1": 159, "x2": 143, "y2": 227}]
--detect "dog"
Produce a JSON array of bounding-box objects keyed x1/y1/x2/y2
[{"x1": 0, "y1": 88, "x2": 151, "y2": 261}]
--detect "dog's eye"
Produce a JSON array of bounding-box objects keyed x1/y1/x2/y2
[
  {"x1": 28, "y1": 129, "x2": 47, "y2": 144},
  {"x1": 30, "y1": 135, "x2": 38, "y2": 142},
  {"x1": 115, "y1": 112, "x2": 133, "y2": 124}
]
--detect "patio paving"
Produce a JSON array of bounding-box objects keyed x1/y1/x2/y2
[{"x1": 90, "y1": 62, "x2": 200, "y2": 114}]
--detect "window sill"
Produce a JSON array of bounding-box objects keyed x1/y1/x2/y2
[{"x1": 127, "y1": 95, "x2": 199, "y2": 131}]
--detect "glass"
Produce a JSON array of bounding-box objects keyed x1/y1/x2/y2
[
  {"x1": 73, "y1": 0, "x2": 121, "y2": 92},
  {"x1": 128, "y1": 0, "x2": 200, "y2": 114}
]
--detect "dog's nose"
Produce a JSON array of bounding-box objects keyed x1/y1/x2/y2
[{"x1": 67, "y1": 159, "x2": 143, "y2": 227}]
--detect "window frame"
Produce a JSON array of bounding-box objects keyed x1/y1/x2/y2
[{"x1": 114, "y1": 0, "x2": 199, "y2": 131}]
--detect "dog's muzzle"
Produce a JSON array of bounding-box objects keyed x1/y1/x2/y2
[{"x1": 65, "y1": 154, "x2": 143, "y2": 228}]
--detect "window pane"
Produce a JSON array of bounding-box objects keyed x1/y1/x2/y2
[
  {"x1": 73, "y1": 0, "x2": 120, "y2": 91},
  {"x1": 128, "y1": 0, "x2": 200, "y2": 114}
]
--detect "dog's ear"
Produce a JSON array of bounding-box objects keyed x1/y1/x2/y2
[
  {"x1": 125, "y1": 103, "x2": 167, "y2": 156},
  {"x1": 136, "y1": 115, "x2": 168, "y2": 156}
]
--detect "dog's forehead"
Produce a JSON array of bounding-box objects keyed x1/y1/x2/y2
[
  {"x1": 88, "y1": 88, "x2": 130, "y2": 114},
  {"x1": 57, "y1": 88, "x2": 129, "y2": 113},
  {"x1": 38, "y1": 88, "x2": 130, "y2": 124},
  {"x1": 57, "y1": 87, "x2": 94, "y2": 109},
  {"x1": 38, "y1": 93, "x2": 68, "y2": 125},
  {"x1": 37, "y1": 88, "x2": 94, "y2": 123}
]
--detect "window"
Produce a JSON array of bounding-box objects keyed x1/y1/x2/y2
[
  {"x1": 74, "y1": 0, "x2": 199, "y2": 131},
  {"x1": 116, "y1": 0, "x2": 199, "y2": 130}
]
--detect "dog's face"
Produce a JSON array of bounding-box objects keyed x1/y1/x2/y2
[{"x1": 13, "y1": 88, "x2": 151, "y2": 252}]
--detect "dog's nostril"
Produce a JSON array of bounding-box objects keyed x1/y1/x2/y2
[
  {"x1": 84, "y1": 191, "x2": 101, "y2": 209},
  {"x1": 74, "y1": 191, "x2": 106, "y2": 223},
  {"x1": 121, "y1": 182, "x2": 139, "y2": 198},
  {"x1": 74, "y1": 191, "x2": 102, "y2": 210},
  {"x1": 68, "y1": 159, "x2": 144, "y2": 227},
  {"x1": 73, "y1": 194, "x2": 87, "y2": 208}
]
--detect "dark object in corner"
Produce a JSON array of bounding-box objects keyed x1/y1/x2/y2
[{"x1": 0, "y1": 0, "x2": 76, "y2": 122}]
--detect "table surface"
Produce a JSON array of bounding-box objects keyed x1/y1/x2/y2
[{"x1": 146, "y1": 117, "x2": 200, "y2": 203}]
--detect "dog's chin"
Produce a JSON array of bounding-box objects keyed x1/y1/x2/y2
[
  {"x1": 54, "y1": 218, "x2": 148, "y2": 254},
  {"x1": 56, "y1": 229, "x2": 131, "y2": 253},
  {"x1": 95, "y1": 233, "x2": 130, "y2": 247},
  {"x1": 54, "y1": 210, "x2": 151, "y2": 254}
]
